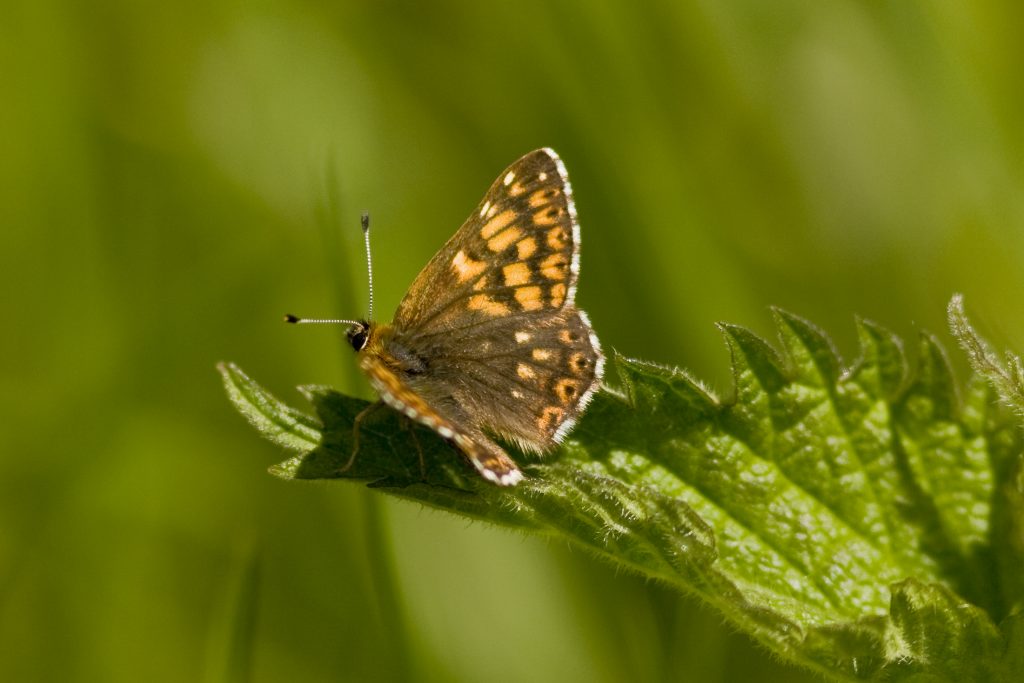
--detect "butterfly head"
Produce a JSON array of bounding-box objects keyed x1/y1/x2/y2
[{"x1": 345, "y1": 320, "x2": 371, "y2": 352}]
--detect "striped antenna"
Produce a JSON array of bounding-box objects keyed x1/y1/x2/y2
[
  {"x1": 361, "y1": 211, "x2": 373, "y2": 321},
  {"x1": 284, "y1": 212, "x2": 376, "y2": 326},
  {"x1": 283, "y1": 314, "x2": 361, "y2": 325}
]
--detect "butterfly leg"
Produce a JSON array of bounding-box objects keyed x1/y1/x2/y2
[
  {"x1": 339, "y1": 400, "x2": 385, "y2": 475},
  {"x1": 401, "y1": 419, "x2": 427, "y2": 481}
]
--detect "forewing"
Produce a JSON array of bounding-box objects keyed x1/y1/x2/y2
[{"x1": 393, "y1": 148, "x2": 580, "y2": 332}]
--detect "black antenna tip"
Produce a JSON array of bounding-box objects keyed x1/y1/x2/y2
[
  {"x1": 283, "y1": 314, "x2": 300, "y2": 323},
  {"x1": 361, "y1": 211, "x2": 370, "y2": 232}
]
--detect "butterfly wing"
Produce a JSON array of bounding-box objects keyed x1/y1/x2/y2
[
  {"x1": 358, "y1": 350, "x2": 525, "y2": 486},
  {"x1": 394, "y1": 148, "x2": 582, "y2": 331},
  {"x1": 398, "y1": 306, "x2": 603, "y2": 453},
  {"x1": 391, "y1": 148, "x2": 604, "y2": 453}
]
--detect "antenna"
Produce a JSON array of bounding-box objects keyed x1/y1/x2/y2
[
  {"x1": 361, "y1": 211, "x2": 374, "y2": 321},
  {"x1": 284, "y1": 212, "x2": 376, "y2": 326},
  {"x1": 283, "y1": 314, "x2": 361, "y2": 325}
]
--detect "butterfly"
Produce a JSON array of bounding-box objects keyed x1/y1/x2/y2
[{"x1": 288, "y1": 149, "x2": 604, "y2": 485}]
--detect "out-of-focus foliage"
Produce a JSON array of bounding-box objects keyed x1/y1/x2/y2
[{"x1": 2, "y1": 1, "x2": 1022, "y2": 681}]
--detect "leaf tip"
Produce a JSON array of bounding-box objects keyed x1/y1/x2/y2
[
  {"x1": 269, "y1": 457, "x2": 302, "y2": 480},
  {"x1": 217, "y1": 361, "x2": 248, "y2": 387},
  {"x1": 948, "y1": 292, "x2": 965, "y2": 317},
  {"x1": 771, "y1": 307, "x2": 834, "y2": 348}
]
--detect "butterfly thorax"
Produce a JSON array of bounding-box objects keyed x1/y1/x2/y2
[
  {"x1": 356, "y1": 323, "x2": 427, "y2": 376},
  {"x1": 349, "y1": 320, "x2": 427, "y2": 375},
  {"x1": 354, "y1": 321, "x2": 456, "y2": 445}
]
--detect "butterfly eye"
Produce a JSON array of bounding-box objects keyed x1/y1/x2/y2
[{"x1": 347, "y1": 325, "x2": 369, "y2": 351}]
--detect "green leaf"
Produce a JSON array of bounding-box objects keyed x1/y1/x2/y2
[
  {"x1": 217, "y1": 362, "x2": 320, "y2": 452},
  {"x1": 948, "y1": 295, "x2": 1024, "y2": 622},
  {"x1": 948, "y1": 294, "x2": 1024, "y2": 421},
  {"x1": 220, "y1": 305, "x2": 1024, "y2": 681}
]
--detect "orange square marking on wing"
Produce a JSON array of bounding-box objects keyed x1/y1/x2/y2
[
  {"x1": 468, "y1": 294, "x2": 510, "y2": 316},
  {"x1": 533, "y1": 207, "x2": 563, "y2": 226},
  {"x1": 537, "y1": 406, "x2": 565, "y2": 434},
  {"x1": 516, "y1": 237, "x2": 537, "y2": 260},
  {"x1": 481, "y1": 209, "x2": 516, "y2": 239},
  {"x1": 568, "y1": 352, "x2": 591, "y2": 375},
  {"x1": 452, "y1": 250, "x2": 487, "y2": 282},
  {"x1": 554, "y1": 378, "x2": 581, "y2": 405},
  {"x1": 528, "y1": 189, "x2": 551, "y2": 208},
  {"x1": 546, "y1": 226, "x2": 568, "y2": 250},
  {"x1": 502, "y1": 262, "x2": 531, "y2": 287},
  {"x1": 540, "y1": 253, "x2": 568, "y2": 280},
  {"x1": 487, "y1": 226, "x2": 522, "y2": 252},
  {"x1": 472, "y1": 273, "x2": 490, "y2": 291},
  {"x1": 550, "y1": 283, "x2": 566, "y2": 307},
  {"x1": 514, "y1": 286, "x2": 544, "y2": 311}
]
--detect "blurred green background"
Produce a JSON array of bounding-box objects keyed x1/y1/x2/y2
[{"x1": 3, "y1": 1, "x2": 1022, "y2": 681}]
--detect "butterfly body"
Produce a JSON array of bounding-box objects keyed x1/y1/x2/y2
[{"x1": 350, "y1": 149, "x2": 603, "y2": 486}]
